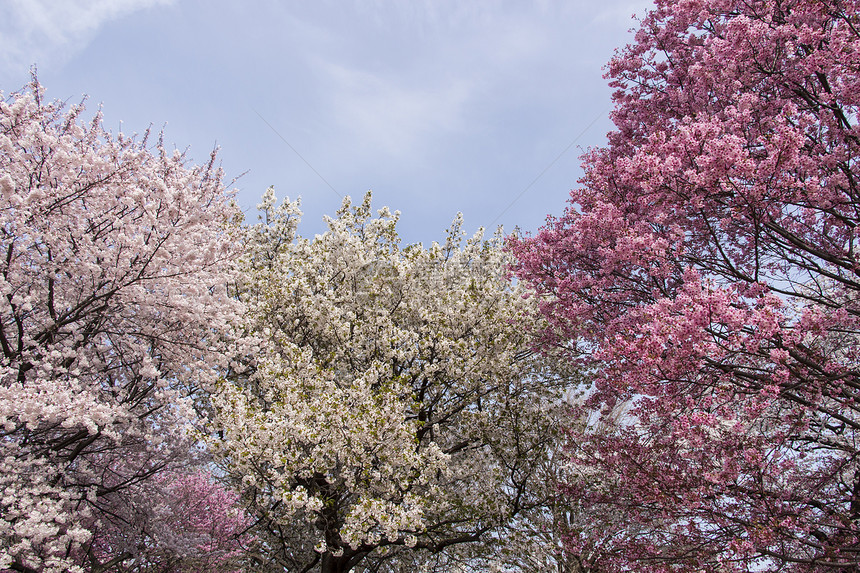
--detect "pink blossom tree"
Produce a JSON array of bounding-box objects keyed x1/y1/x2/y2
[
  {"x1": 510, "y1": 0, "x2": 860, "y2": 570},
  {"x1": 81, "y1": 469, "x2": 252, "y2": 573},
  {"x1": 0, "y1": 80, "x2": 241, "y2": 572}
]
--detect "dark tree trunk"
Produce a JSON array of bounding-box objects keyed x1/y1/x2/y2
[{"x1": 319, "y1": 552, "x2": 351, "y2": 573}]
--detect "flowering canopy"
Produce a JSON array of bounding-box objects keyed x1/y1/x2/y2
[
  {"x1": 0, "y1": 81, "x2": 241, "y2": 572},
  {"x1": 511, "y1": 0, "x2": 860, "y2": 570},
  {"x1": 211, "y1": 189, "x2": 575, "y2": 572}
]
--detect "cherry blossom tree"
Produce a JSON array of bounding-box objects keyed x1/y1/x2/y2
[
  {"x1": 0, "y1": 80, "x2": 241, "y2": 572},
  {"x1": 210, "y1": 189, "x2": 576, "y2": 573},
  {"x1": 80, "y1": 468, "x2": 252, "y2": 573},
  {"x1": 510, "y1": 0, "x2": 860, "y2": 570}
]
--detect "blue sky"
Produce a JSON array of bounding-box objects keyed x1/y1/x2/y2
[{"x1": 0, "y1": 0, "x2": 652, "y2": 244}]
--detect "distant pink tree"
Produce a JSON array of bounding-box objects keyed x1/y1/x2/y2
[
  {"x1": 83, "y1": 469, "x2": 252, "y2": 573},
  {"x1": 511, "y1": 0, "x2": 860, "y2": 570},
  {"x1": 0, "y1": 79, "x2": 241, "y2": 572}
]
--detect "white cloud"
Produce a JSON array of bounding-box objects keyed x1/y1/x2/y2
[
  {"x1": 319, "y1": 61, "x2": 475, "y2": 160},
  {"x1": 297, "y1": 1, "x2": 590, "y2": 164},
  {"x1": 591, "y1": 0, "x2": 653, "y2": 26},
  {"x1": 0, "y1": 0, "x2": 173, "y2": 75},
  {"x1": 350, "y1": 0, "x2": 501, "y2": 32}
]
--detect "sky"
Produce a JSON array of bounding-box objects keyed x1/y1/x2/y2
[{"x1": 0, "y1": 0, "x2": 653, "y2": 245}]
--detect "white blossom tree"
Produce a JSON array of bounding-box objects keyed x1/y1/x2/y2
[
  {"x1": 210, "y1": 189, "x2": 576, "y2": 573},
  {"x1": 0, "y1": 81, "x2": 242, "y2": 573}
]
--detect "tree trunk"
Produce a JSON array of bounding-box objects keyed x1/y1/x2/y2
[{"x1": 319, "y1": 552, "x2": 351, "y2": 573}]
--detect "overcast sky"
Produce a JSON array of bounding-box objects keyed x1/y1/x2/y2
[{"x1": 0, "y1": 0, "x2": 652, "y2": 244}]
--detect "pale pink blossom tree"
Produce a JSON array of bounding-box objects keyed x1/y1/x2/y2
[
  {"x1": 0, "y1": 80, "x2": 241, "y2": 572},
  {"x1": 511, "y1": 0, "x2": 860, "y2": 570}
]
